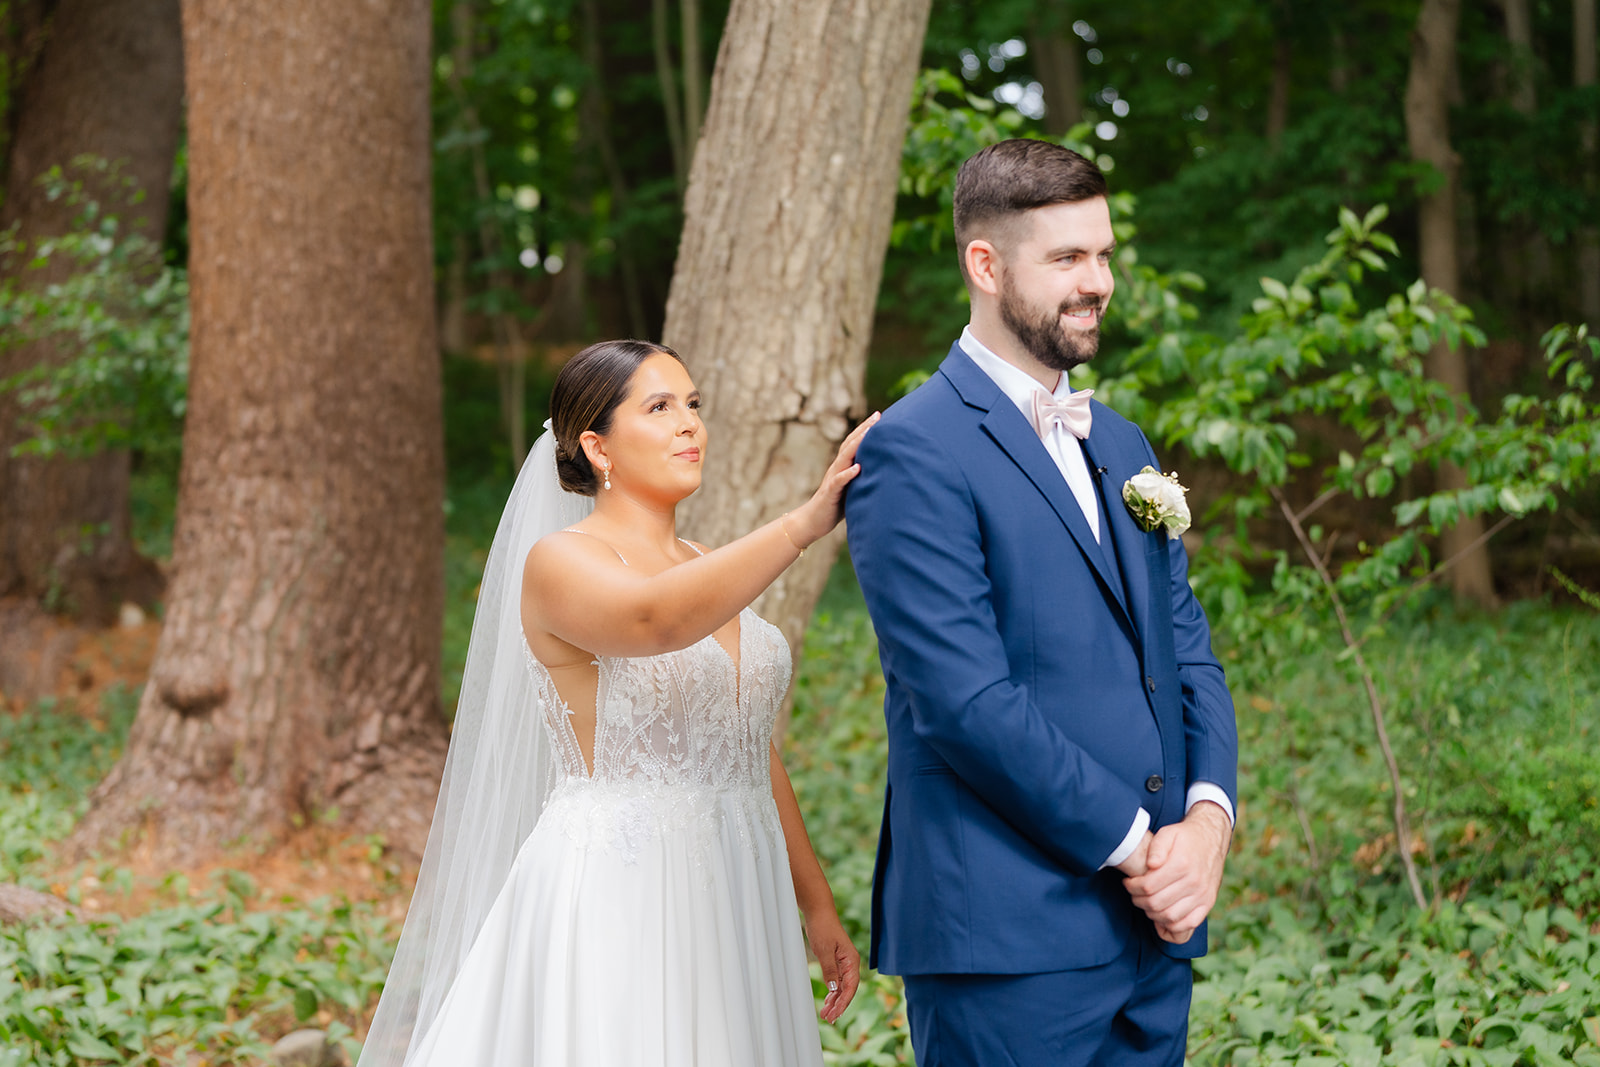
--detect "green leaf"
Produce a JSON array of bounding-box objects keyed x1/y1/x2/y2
[{"x1": 1260, "y1": 276, "x2": 1290, "y2": 301}]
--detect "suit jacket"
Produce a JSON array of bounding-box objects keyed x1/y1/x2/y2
[{"x1": 844, "y1": 343, "x2": 1238, "y2": 975}]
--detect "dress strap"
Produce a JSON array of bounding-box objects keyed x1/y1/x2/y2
[
  {"x1": 678, "y1": 537, "x2": 704, "y2": 557},
  {"x1": 559, "y1": 527, "x2": 628, "y2": 567}
]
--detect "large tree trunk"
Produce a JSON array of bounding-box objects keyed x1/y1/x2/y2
[
  {"x1": 1577, "y1": 0, "x2": 1600, "y2": 325},
  {"x1": 1404, "y1": 0, "x2": 1496, "y2": 607},
  {"x1": 68, "y1": 0, "x2": 447, "y2": 864},
  {"x1": 665, "y1": 0, "x2": 931, "y2": 734},
  {"x1": 0, "y1": 0, "x2": 182, "y2": 623}
]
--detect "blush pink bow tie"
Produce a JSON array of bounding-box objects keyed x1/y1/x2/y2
[{"x1": 1029, "y1": 388, "x2": 1094, "y2": 440}]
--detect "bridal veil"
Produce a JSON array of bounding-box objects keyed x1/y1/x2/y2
[{"x1": 357, "y1": 428, "x2": 590, "y2": 1066}]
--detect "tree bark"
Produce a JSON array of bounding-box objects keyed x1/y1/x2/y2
[
  {"x1": 665, "y1": 0, "x2": 932, "y2": 735},
  {"x1": 0, "y1": 0, "x2": 56, "y2": 171},
  {"x1": 1028, "y1": 16, "x2": 1082, "y2": 136},
  {"x1": 1576, "y1": 0, "x2": 1600, "y2": 324},
  {"x1": 580, "y1": 0, "x2": 649, "y2": 337},
  {"x1": 1404, "y1": 0, "x2": 1496, "y2": 607},
  {"x1": 0, "y1": 0, "x2": 182, "y2": 622},
  {"x1": 681, "y1": 0, "x2": 705, "y2": 170},
  {"x1": 651, "y1": 0, "x2": 687, "y2": 194},
  {"x1": 1265, "y1": 37, "x2": 1291, "y2": 147},
  {"x1": 67, "y1": 0, "x2": 448, "y2": 864}
]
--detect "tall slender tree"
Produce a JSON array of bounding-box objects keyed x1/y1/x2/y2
[
  {"x1": 664, "y1": 0, "x2": 932, "y2": 734},
  {"x1": 69, "y1": 0, "x2": 447, "y2": 863},
  {"x1": 1029, "y1": 8, "x2": 1084, "y2": 136},
  {"x1": 1404, "y1": 0, "x2": 1496, "y2": 606},
  {"x1": 1576, "y1": 0, "x2": 1599, "y2": 324},
  {"x1": 0, "y1": 0, "x2": 183, "y2": 622}
]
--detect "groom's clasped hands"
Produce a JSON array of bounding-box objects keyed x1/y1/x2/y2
[{"x1": 1117, "y1": 802, "x2": 1233, "y2": 945}]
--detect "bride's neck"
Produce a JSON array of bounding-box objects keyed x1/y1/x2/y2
[{"x1": 590, "y1": 491, "x2": 680, "y2": 552}]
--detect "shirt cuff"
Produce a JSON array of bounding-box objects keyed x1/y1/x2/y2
[
  {"x1": 1185, "y1": 782, "x2": 1235, "y2": 826},
  {"x1": 1100, "y1": 807, "x2": 1151, "y2": 870}
]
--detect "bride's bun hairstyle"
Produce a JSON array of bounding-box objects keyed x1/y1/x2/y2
[{"x1": 549, "y1": 338, "x2": 684, "y2": 495}]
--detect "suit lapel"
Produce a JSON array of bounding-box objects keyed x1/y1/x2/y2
[
  {"x1": 941, "y1": 349, "x2": 1133, "y2": 628},
  {"x1": 1083, "y1": 433, "x2": 1151, "y2": 643}
]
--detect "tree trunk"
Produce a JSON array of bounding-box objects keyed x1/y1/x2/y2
[
  {"x1": 665, "y1": 0, "x2": 932, "y2": 735},
  {"x1": 1577, "y1": 0, "x2": 1600, "y2": 324},
  {"x1": 447, "y1": 0, "x2": 528, "y2": 471},
  {"x1": 1265, "y1": 36, "x2": 1291, "y2": 147},
  {"x1": 0, "y1": 0, "x2": 56, "y2": 172},
  {"x1": 651, "y1": 0, "x2": 687, "y2": 194},
  {"x1": 681, "y1": 0, "x2": 705, "y2": 170},
  {"x1": 0, "y1": 0, "x2": 182, "y2": 623},
  {"x1": 67, "y1": 0, "x2": 448, "y2": 864},
  {"x1": 1028, "y1": 16, "x2": 1082, "y2": 136},
  {"x1": 1403, "y1": 0, "x2": 1496, "y2": 608},
  {"x1": 1495, "y1": 0, "x2": 1549, "y2": 301},
  {"x1": 580, "y1": 0, "x2": 649, "y2": 337}
]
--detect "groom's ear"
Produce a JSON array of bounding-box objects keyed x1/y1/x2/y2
[{"x1": 963, "y1": 238, "x2": 1003, "y2": 297}]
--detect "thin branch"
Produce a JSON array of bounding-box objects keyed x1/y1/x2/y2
[
  {"x1": 1295, "y1": 486, "x2": 1341, "y2": 526},
  {"x1": 1271, "y1": 485, "x2": 1429, "y2": 910}
]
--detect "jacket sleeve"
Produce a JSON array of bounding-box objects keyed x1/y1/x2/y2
[
  {"x1": 1139, "y1": 433, "x2": 1239, "y2": 810},
  {"x1": 846, "y1": 415, "x2": 1149, "y2": 876}
]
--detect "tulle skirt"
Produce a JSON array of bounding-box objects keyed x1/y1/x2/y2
[{"x1": 408, "y1": 780, "x2": 824, "y2": 1067}]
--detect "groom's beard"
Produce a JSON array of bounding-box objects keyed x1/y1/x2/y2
[{"x1": 999, "y1": 283, "x2": 1102, "y2": 373}]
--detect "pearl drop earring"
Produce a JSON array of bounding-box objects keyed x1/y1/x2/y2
[{"x1": 603, "y1": 465, "x2": 612, "y2": 491}]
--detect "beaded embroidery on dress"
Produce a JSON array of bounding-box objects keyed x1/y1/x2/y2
[{"x1": 405, "y1": 605, "x2": 823, "y2": 1067}]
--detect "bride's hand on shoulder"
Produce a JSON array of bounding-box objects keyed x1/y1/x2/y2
[
  {"x1": 787, "y1": 412, "x2": 880, "y2": 549},
  {"x1": 804, "y1": 909, "x2": 860, "y2": 1024}
]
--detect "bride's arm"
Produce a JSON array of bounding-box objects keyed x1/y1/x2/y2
[
  {"x1": 523, "y1": 414, "x2": 876, "y2": 658},
  {"x1": 770, "y1": 742, "x2": 860, "y2": 1024}
]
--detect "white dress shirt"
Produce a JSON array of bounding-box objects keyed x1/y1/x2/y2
[{"x1": 958, "y1": 327, "x2": 1234, "y2": 870}]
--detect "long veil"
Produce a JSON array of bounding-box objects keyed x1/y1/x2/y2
[{"x1": 358, "y1": 428, "x2": 591, "y2": 1065}]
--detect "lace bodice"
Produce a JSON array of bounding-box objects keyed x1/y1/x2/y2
[{"x1": 522, "y1": 608, "x2": 791, "y2": 797}]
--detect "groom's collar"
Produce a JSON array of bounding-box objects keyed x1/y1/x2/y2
[{"x1": 938, "y1": 341, "x2": 1003, "y2": 412}]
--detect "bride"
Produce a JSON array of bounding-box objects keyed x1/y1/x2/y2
[{"x1": 358, "y1": 339, "x2": 874, "y2": 1066}]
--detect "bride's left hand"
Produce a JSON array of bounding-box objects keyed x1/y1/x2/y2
[{"x1": 805, "y1": 911, "x2": 860, "y2": 1023}]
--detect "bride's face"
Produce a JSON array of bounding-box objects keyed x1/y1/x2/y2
[{"x1": 588, "y1": 353, "x2": 706, "y2": 503}]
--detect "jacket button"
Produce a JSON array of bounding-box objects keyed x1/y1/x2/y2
[
  {"x1": 1145, "y1": 775, "x2": 1164, "y2": 793},
  {"x1": 1146, "y1": 675, "x2": 1156, "y2": 692}
]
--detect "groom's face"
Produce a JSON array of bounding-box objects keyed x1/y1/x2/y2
[{"x1": 994, "y1": 197, "x2": 1116, "y2": 373}]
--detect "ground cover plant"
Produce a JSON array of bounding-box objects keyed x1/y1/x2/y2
[{"x1": 2, "y1": 567, "x2": 1597, "y2": 1064}]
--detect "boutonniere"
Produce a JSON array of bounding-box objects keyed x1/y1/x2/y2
[{"x1": 1122, "y1": 466, "x2": 1191, "y2": 537}]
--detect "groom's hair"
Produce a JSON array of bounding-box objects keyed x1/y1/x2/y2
[{"x1": 953, "y1": 139, "x2": 1107, "y2": 286}]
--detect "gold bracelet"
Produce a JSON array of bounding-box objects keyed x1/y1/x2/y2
[{"x1": 780, "y1": 512, "x2": 806, "y2": 556}]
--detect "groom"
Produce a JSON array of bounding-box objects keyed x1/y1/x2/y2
[{"x1": 845, "y1": 139, "x2": 1238, "y2": 1065}]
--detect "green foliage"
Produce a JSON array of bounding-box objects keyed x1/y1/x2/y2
[
  {"x1": 2, "y1": 582, "x2": 1597, "y2": 1065},
  {"x1": 0, "y1": 158, "x2": 189, "y2": 460},
  {"x1": 1, "y1": 888, "x2": 392, "y2": 1066},
  {"x1": 1192, "y1": 897, "x2": 1600, "y2": 1067},
  {"x1": 0, "y1": 688, "x2": 137, "y2": 886}
]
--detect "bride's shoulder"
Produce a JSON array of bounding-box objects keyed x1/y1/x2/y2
[{"x1": 524, "y1": 528, "x2": 626, "y2": 582}]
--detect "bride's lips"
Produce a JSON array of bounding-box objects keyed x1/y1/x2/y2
[{"x1": 674, "y1": 447, "x2": 701, "y2": 462}]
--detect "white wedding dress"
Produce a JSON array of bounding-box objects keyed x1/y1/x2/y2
[{"x1": 405, "y1": 604, "x2": 824, "y2": 1067}]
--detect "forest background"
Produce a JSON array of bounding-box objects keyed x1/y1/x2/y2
[{"x1": 1, "y1": 0, "x2": 1599, "y2": 1064}]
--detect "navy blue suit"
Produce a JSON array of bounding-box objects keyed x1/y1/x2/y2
[{"x1": 845, "y1": 344, "x2": 1238, "y2": 1061}]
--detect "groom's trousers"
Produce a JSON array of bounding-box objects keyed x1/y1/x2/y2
[{"x1": 901, "y1": 929, "x2": 1191, "y2": 1067}]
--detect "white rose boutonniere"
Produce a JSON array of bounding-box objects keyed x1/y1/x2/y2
[{"x1": 1122, "y1": 466, "x2": 1191, "y2": 537}]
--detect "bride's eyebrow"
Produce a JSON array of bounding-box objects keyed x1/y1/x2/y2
[{"x1": 640, "y1": 390, "x2": 702, "y2": 406}]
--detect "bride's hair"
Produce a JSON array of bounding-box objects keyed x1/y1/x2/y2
[{"x1": 549, "y1": 338, "x2": 683, "y2": 495}]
